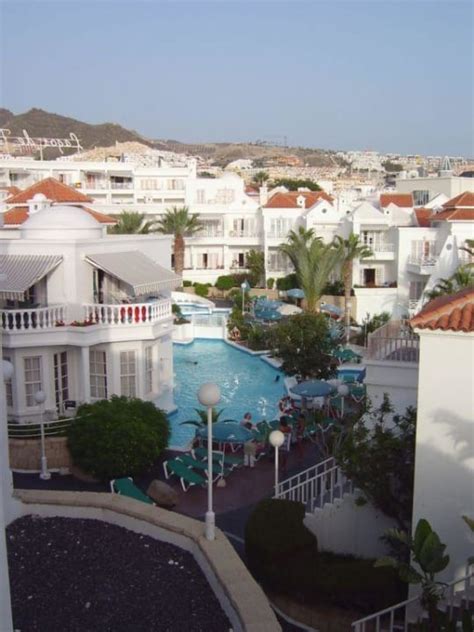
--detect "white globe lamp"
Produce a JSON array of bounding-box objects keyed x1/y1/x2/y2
[
  {"x1": 337, "y1": 383, "x2": 350, "y2": 417},
  {"x1": 269, "y1": 429, "x2": 285, "y2": 498}
]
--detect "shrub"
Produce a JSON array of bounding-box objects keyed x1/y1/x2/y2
[
  {"x1": 323, "y1": 279, "x2": 345, "y2": 296},
  {"x1": 182, "y1": 280, "x2": 192, "y2": 287},
  {"x1": 215, "y1": 275, "x2": 235, "y2": 291},
  {"x1": 247, "y1": 325, "x2": 270, "y2": 350},
  {"x1": 276, "y1": 273, "x2": 298, "y2": 291},
  {"x1": 266, "y1": 277, "x2": 275, "y2": 290},
  {"x1": 245, "y1": 500, "x2": 404, "y2": 613},
  {"x1": 231, "y1": 272, "x2": 252, "y2": 288},
  {"x1": 67, "y1": 396, "x2": 170, "y2": 480},
  {"x1": 193, "y1": 283, "x2": 209, "y2": 297}
]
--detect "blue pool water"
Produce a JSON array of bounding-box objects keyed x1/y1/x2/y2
[{"x1": 169, "y1": 340, "x2": 285, "y2": 448}]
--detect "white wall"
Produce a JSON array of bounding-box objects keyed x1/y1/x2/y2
[
  {"x1": 411, "y1": 330, "x2": 474, "y2": 582},
  {"x1": 354, "y1": 288, "x2": 403, "y2": 321},
  {"x1": 365, "y1": 360, "x2": 419, "y2": 414},
  {"x1": 304, "y1": 492, "x2": 397, "y2": 558}
]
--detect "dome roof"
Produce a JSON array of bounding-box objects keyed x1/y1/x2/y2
[
  {"x1": 21, "y1": 205, "x2": 103, "y2": 240},
  {"x1": 32, "y1": 192, "x2": 48, "y2": 201}
]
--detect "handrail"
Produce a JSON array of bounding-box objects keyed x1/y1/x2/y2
[
  {"x1": 83, "y1": 299, "x2": 171, "y2": 325},
  {"x1": 275, "y1": 457, "x2": 353, "y2": 511},
  {"x1": 8, "y1": 416, "x2": 76, "y2": 439},
  {"x1": 367, "y1": 319, "x2": 419, "y2": 363},
  {"x1": 351, "y1": 566, "x2": 474, "y2": 631}
]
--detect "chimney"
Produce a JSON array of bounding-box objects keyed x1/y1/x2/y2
[
  {"x1": 296, "y1": 195, "x2": 306, "y2": 209},
  {"x1": 259, "y1": 184, "x2": 268, "y2": 206}
]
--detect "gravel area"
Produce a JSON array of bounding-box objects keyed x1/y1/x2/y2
[{"x1": 7, "y1": 516, "x2": 232, "y2": 632}]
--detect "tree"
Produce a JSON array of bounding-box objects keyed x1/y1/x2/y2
[
  {"x1": 152, "y1": 206, "x2": 202, "y2": 279},
  {"x1": 279, "y1": 228, "x2": 340, "y2": 312},
  {"x1": 337, "y1": 396, "x2": 416, "y2": 531},
  {"x1": 109, "y1": 210, "x2": 154, "y2": 234},
  {"x1": 459, "y1": 238, "x2": 474, "y2": 262},
  {"x1": 382, "y1": 160, "x2": 404, "y2": 173},
  {"x1": 334, "y1": 234, "x2": 372, "y2": 343},
  {"x1": 272, "y1": 178, "x2": 321, "y2": 191},
  {"x1": 253, "y1": 171, "x2": 269, "y2": 186},
  {"x1": 181, "y1": 407, "x2": 228, "y2": 428},
  {"x1": 267, "y1": 313, "x2": 337, "y2": 380},
  {"x1": 245, "y1": 249, "x2": 265, "y2": 287},
  {"x1": 425, "y1": 264, "x2": 474, "y2": 300}
]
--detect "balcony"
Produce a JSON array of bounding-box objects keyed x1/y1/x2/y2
[
  {"x1": 1, "y1": 300, "x2": 172, "y2": 342},
  {"x1": 365, "y1": 243, "x2": 395, "y2": 260},
  {"x1": 110, "y1": 181, "x2": 134, "y2": 190},
  {"x1": 367, "y1": 319, "x2": 419, "y2": 363},
  {"x1": 407, "y1": 255, "x2": 438, "y2": 275}
]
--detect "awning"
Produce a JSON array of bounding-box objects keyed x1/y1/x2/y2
[
  {"x1": 0, "y1": 255, "x2": 63, "y2": 300},
  {"x1": 85, "y1": 251, "x2": 180, "y2": 295}
]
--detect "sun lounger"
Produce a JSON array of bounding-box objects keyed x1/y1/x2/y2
[
  {"x1": 192, "y1": 447, "x2": 243, "y2": 470},
  {"x1": 162, "y1": 459, "x2": 207, "y2": 491},
  {"x1": 110, "y1": 477, "x2": 154, "y2": 505}
]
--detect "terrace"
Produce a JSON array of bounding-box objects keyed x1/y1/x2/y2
[{"x1": 367, "y1": 319, "x2": 419, "y2": 363}]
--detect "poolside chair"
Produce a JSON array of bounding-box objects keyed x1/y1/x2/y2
[
  {"x1": 110, "y1": 477, "x2": 154, "y2": 505},
  {"x1": 192, "y1": 447, "x2": 243, "y2": 470},
  {"x1": 349, "y1": 384, "x2": 366, "y2": 403},
  {"x1": 162, "y1": 459, "x2": 207, "y2": 492}
]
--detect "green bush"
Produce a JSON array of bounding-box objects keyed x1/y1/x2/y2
[
  {"x1": 215, "y1": 275, "x2": 235, "y2": 291},
  {"x1": 247, "y1": 325, "x2": 270, "y2": 350},
  {"x1": 245, "y1": 498, "x2": 404, "y2": 613},
  {"x1": 323, "y1": 279, "x2": 345, "y2": 296},
  {"x1": 245, "y1": 499, "x2": 317, "y2": 576},
  {"x1": 193, "y1": 283, "x2": 209, "y2": 297},
  {"x1": 67, "y1": 396, "x2": 170, "y2": 480},
  {"x1": 231, "y1": 272, "x2": 252, "y2": 288},
  {"x1": 182, "y1": 280, "x2": 193, "y2": 287},
  {"x1": 276, "y1": 273, "x2": 298, "y2": 291},
  {"x1": 266, "y1": 277, "x2": 275, "y2": 290}
]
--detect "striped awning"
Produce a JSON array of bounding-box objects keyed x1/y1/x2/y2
[
  {"x1": 85, "y1": 251, "x2": 180, "y2": 295},
  {"x1": 0, "y1": 255, "x2": 63, "y2": 300}
]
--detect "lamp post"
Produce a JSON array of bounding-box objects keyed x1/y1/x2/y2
[
  {"x1": 269, "y1": 430, "x2": 285, "y2": 498},
  {"x1": 197, "y1": 383, "x2": 221, "y2": 541},
  {"x1": 337, "y1": 383, "x2": 350, "y2": 418},
  {"x1": 346, "y1": 301, "x2": 352, "y2": 345},
  {"x1": 34, "y1": 391, "x2": 50, "y2": 481},
  {"x1": 240, "y1": 280, "x2": 250, "y2": 313}
]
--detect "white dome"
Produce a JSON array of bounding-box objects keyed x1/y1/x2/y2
[
  {"x1": 21, "y1": 205, "x2": 103, "y2": 240},
  {"x1": 32, "y1": 193, "x2": 48, "y2": 201}
]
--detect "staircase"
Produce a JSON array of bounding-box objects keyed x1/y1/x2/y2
[
  {"x1": 351, "y1": 564, "x2": 474, "y2": 631},
  {"x1": 275, "y1": 457, "x2": 353, "y2": 512}
]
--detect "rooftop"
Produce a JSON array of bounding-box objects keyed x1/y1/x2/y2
[
  {"x1": 263, "y1": 190, "x2": 333, "y2": 209},
  {"x1": 5, "y1": 177, "x2": 93, "y2": 204},
  {"x1": 3, "y1": 204, "x2": 115, "y2": 226},
  {"x1": 380, "y1": 193, "x2": 413, "y2": 208},
  {"x1": 411, "y1": 288, "x2": 474, "y2": 333}
]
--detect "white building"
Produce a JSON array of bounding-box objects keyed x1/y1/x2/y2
[
  {"x1": 410, "y1": 288, "x2": 474, "y2": 581},
  {"x1": 0, "y1": 202, "x2": 178, "y2": 424}
]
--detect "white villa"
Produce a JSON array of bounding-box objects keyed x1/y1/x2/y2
[{"x1": 0, "y1": 199, "x2": 178, "y2": 424}]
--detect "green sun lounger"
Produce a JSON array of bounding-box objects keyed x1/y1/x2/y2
[
  {"x1": 192, "y1": 447, "x2": 243, "y2": 469},
  {"x1": 163, "y1": 459, "x2": 207, "y2": 491},
  {"x1": 110, "y1": 477, "x2": 154, "y2": 505}
]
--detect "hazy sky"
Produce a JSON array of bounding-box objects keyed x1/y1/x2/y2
[{"x1": 1, "y1": 0, "x2": 473, "y2": 155}]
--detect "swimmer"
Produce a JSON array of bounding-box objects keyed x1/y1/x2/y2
[{"x1": 274, "y1": 375, "x2": 281, "y2": 382}]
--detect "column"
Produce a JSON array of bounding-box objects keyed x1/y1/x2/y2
[{"x1": 81, "y1": 347, "x2": 91, "y2": 403}]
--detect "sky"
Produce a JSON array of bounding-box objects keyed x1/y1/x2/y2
[{"x1": 0, "y1": 0, "x2": 473, "y2": 156}]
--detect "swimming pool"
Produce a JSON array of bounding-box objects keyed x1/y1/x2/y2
[{"x1": 169, "y1": 340, "x2": 285, "y2": 448}]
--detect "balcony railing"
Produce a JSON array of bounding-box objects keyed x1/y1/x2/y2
[
  {"x1": 110, "y1": 181, "x2": 133, "y2": 190},
  {"x1": 367, "y1": 319, "x2": 419, "y2": 363},
  {"x1": 1, "y1": 300, "x2": 171, "y2": 331},
  {"x1": 228, "y1": 231, "x2": 259, "y2": 238},
  {"x1": 408, "y1": 254, "x2": 438, "y2": 266},
  {"x1": 369, "y1": 243, "x2": 395, "y2": 253},
  {"x1": 1, "y1": 305, "x2": 67, "y2": 331},
  {"x1": 83, "y1": 299, "x2": 171, "y2": 325}
]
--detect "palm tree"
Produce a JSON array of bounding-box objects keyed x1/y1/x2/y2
[
  {"x1": 334, "y1": 234, "x2": 373, "y2": 344},
  {"x1": 425, "y1": 264, "x2": 474, "y2": 300},
  {"x1": 109, "y1": 210, "x2": 154, "y2": 234},
  {"x1": 253, "y1": 171, "x2": 269, "y2": 186},
  {"x1": 279, "y1": 228, "x2": 339, "y2": 312},
  {"x1": 152, "y1": 206, "x2": 202, "y2": 279}
]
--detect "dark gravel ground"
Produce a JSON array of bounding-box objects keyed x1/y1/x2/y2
[{"x1": 7, "y1": 515, "x2": 232, "y2": 632}]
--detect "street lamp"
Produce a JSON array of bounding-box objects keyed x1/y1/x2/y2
[
  {"x1": 197, "y1": 383, "x2": 221, "y2": 541},
  {"x1": 240, "y1": 280, "x2": 250, "y2": 313},
  {"x1": 346, "y1": 301, "x2": 352, "y2": 345},
  {"x1": 34, "y1": 391, "x2": 50, "y2": 481},
  {"x1": 269, "y1": 430, "x2": 285, "y2": 498},
  {"x1": 337, "y1": 383, "x2": 350, "y2": 418}
]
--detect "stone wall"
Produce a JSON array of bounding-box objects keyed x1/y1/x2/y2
[{"x1": 9, "y1": 437, "x2": 72, "y2": 472}]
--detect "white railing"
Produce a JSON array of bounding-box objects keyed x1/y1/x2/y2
[
  {"x1": 408, "y1": 255, "x2": 438, "y2": 267},
  {"x1": 371, "y1": 243, "x2": 395, "y2": 253},
  {"x1": 83, "y1": 299, "x2": 171, "y2": 325},
  {"x1": 1, "y1": 305, "x2": 67, "y2": 331},
  {"x1": 110, "y1": 181, "x2": 133, "y2": 190},
  {"x1": 8, "y1": 416, "x2": 75, "y2": 439},
  {"x1": 352, "y1": 565, "x2": 474, "y2": 632},
  {"x1": 367, "y1": 319, "x2": 419, "y2": 363},
  {"x1": 275, "y1": 457, "x2": 353, "y2": 511}
]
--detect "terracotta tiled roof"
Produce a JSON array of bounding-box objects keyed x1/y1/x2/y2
[
  {"x1": 2, "y1": 205, "x2": 116, "y2": 226},
  {"x1": 0, "y1": 186, "x2": 21, "y2": 196},
  {"x1": 263, "y1": 191, "x2": 333, "y2": 209},
  {"x1": 415, "y1": 208, "x2": 433, "y2": 227},
  {"x1": 411, "y1": 288, "x2": 474, "y2": 333},
  {"x1": 442, "y1": 191, "x2": 474, "y2": 209},
  {"x1": 380, "y1": 193, "x2": 414, "y2": 208},
  {"x1": 431, "y1": 192, "x2": 474, "y2": 221},
  {"x1": 5, "y1": 177, "x2": 92, "y2": 204}
]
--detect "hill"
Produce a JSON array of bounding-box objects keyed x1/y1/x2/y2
[{"x1": 0, "y1": 108, "x2": 151, "y2": 157}]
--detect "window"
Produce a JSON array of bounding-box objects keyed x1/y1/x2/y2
[
  {"x1": 3, "y1": 356, "x2": 13, "y2": 407},
  {"x1": 145, "y1": 347, "x2": 153, "y2": 394},
  {"x1": 90, "y1": 350, "x2": 107, "y2": 399},
  {"x1": 413, "y1": 190, "x2": 430, "y2": 206},
  {"x1": 54, "y1": 352, "x2": 69, "y2": 411},
  {"x1": 24, "y1": 356, "x2": 42, "y2": 407},
  {"x1": 120, "y1": 351, "x2": 136, "y2": 398},
  {"x1": 196, "y1": 189, "x2": 205, "y2": 203}
]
